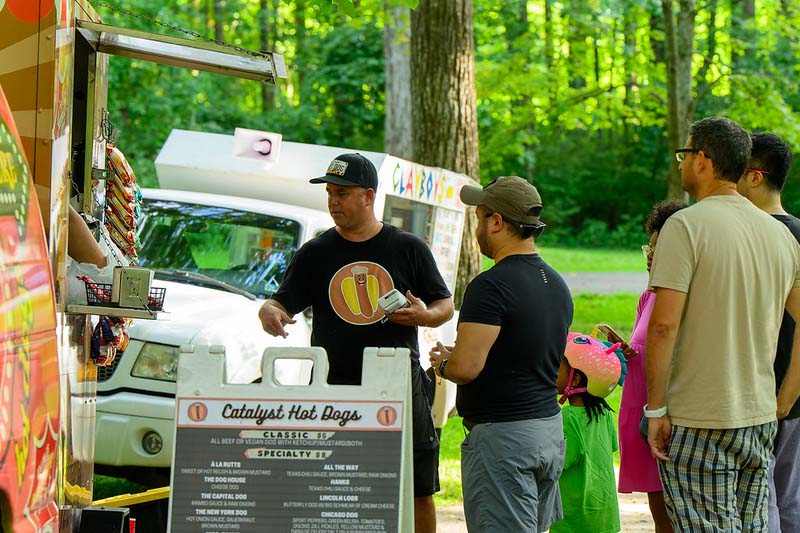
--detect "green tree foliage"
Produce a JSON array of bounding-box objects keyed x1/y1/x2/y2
[
  {"x1": 474, "y1": 0, "x2": 800, "y2": 247},
  {"x1": 98, "y1": 0, "x2": 386, "y2": 187},
  {"x1": 98, "y1": 0, "x2": 800, "y2": 248}
]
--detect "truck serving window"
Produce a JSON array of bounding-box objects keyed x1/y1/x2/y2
[
  {"x1": 137, "y1": 199, "x2": 300, "y2": 299},
  {"x1": 382, "y1": 195, "x2": 434, "y2": 242}
]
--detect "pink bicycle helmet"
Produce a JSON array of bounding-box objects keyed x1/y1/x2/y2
[{"x1": 560, "y1": 332, "x2": 623, "y2": 404}]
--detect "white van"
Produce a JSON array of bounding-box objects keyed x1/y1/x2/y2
[
  {"x1": 94, "y1": 131, "x2": 474, "y2": 476},
  {"x1": 155, "y1": 129, "x2": 475, "y2": 426},
  {"x1": 93, "y1": 188, "x2": 330, "y2": 473}
]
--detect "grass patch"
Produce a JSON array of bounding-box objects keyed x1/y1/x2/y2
[
  {"x1": 435, "y1": 417, "x2": 466, "y2": 507},
  {"x1": 93, "y1": 474, "x2": 146, "y2": 501},
  {"x1": 482, "y1": 246, "x2": 644, "y2": 273},
  {"x1": 570, "y1": 292, "x2": 638, "y2": 340}
]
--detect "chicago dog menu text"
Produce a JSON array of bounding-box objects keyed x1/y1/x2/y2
[{"x1": 169, "y1": 399, "x2": 403, "y2": 533}]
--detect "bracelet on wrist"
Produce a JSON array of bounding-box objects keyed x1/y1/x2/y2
[{"x1": 643, "y1": 404, "x2": 667, "y2": 418}]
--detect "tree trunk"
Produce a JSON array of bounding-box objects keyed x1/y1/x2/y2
[
  {"x1": 730, "y1": 0, "x2": 755, "y2": 70},
  {"x1": 502, "y1": 0, "x2": 529, "y2": 51},
  {"x1": 544, "y1": 0, "x2": 554, "y2": 71},
  {"x1": 260, "y1": 0, "x2": 275, "y2": 112},
  {"x1": 383, "y1": 1, "x2": 413, "y2": 160},
  {"x1": 698, "y1": 0, "x2": 718, "y2": 81},
  {"x1": 623, "y1": 7, "x2": 639, "y2": 140},
  {"x1": 662, "y1": 0, "x2": 696, "y2": 200},
  {"x1": 543, "y1": 0, "x2": 559, "y2": 135},
  {"x1": 566, "y1": 8, "x2": 588, "y2": 89},
  {"x1": 692, "y1": 0, "x2": 717, "y2": 113},
  {"x1": 741, "y1": 0, "x2": 756, "y2": 17},
  {"x1": 411, "y1": 0, "x2": 480, "y2": 308},
  {"x1": 206, "y1": 0, "x2": 214, "y2": 39},
  {"x1": 649, "y1": 9, "x2": 666, "y2": 64},
  {"x1": 294, "y1": 0, "x2": 307, "y2": 103},
  {"x1": 214, "y1": 0, "x2": 225, "y2": 43}
]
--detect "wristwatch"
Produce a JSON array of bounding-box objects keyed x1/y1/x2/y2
[
  {"x1": 643, "y1": 404, "x2": 667, "y2": 418},
  {"x1": 438, "y1": 359, "x2": 448, "y2": 379}
]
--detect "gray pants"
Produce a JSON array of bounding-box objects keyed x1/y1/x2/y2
[
  {"x1": 461, "y1": 413, "x2": 565, "y2": 533},
  {"x1": 768, "y1": 417, "x2": 800, "y2": 532}
]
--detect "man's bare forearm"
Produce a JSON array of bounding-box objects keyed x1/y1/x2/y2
[
  {"x1": 423, "y1": 298, "x2": 454, "y2": 328},
  {"x1": 646, "y1": 324, "x2": 676, "y2": 409},
  {"x1": 646, "y1": 289, "x2": 685, "y2": 409},
  {"x1": 777, "y1": 328, "x2": 800, "y2": 418},
  {"x1": 778, "y1": 288, "x2": 800, "y2": 417}
]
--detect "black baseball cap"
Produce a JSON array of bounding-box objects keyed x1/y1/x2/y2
[{"x1": 310, "y1": 153, "x2": 379, "y2": 189}]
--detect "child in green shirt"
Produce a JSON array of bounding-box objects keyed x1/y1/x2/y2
[{"x1": 550, "y1": 333, "x2": 625, "y2": 533}]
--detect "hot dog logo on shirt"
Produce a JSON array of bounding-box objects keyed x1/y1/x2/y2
[{"x1": 328, "y1": 262, "x2": 395, "y2": 325}]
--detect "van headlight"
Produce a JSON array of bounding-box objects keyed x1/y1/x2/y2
[{"x1": 131, "y1": 342, "x2": 180, "y2": 381}]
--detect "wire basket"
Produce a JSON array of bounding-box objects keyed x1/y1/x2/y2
[
  {"x1": 84, "y1": 282, "x2": 114, "y2": 306},
  {"x1": 147, "y1": 287, "x2": 166, "y2": 311},
  {"x1": 83, "y1": 282, "x2": 166, "y2": 311}
]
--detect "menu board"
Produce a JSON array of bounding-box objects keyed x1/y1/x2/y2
[
  {"x1": 169, "y1": 399, "x2": 404, "y2": 533},
  {"x1": 429, "y1": 206, "x2": 464, "y2": 291}
]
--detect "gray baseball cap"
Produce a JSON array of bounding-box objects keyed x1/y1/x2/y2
[{"x1": 460, "y1": 176, "x2": 544, "y2": 227}]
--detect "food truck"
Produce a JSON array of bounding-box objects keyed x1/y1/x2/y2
[{"x1": 0, "y1": 1, "x2": 285, "y2": 530}]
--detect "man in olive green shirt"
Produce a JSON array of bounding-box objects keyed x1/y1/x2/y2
[{"x1": 645, "y1": 117, "x2": 800, "y2": 531}]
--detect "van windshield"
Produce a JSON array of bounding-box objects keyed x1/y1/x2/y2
[{"x1": 136, "y1": 199, "x2": 301, "y2": 299}]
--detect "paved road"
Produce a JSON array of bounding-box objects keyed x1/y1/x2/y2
[{"x1": 562, "y1": 272, "x2": 648, "y2": 294}]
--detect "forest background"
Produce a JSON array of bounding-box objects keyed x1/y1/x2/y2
[{"x1": 96, "y1": 0, "x2": 800, "y2": 249}]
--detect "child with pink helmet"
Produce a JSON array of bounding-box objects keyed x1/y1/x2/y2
[{"x1": 549, "y1": 332, "x2": 626, "y2": 533}]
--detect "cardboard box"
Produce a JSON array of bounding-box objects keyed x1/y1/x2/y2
[{"x1": 112, "y1": 267, "x2": 154, "y2": 309}]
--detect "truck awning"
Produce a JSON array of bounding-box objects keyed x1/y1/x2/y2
[{"x1": 76, "y1": 20, "x2": 286, "y2": 84}]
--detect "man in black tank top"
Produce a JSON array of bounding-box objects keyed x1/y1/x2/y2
[
  {"x1": 430, "y1": 176, "x2": 573, "y2": 532},
  {"x1": 737, "y1": 133, "x2": 800, "y2": 532}
]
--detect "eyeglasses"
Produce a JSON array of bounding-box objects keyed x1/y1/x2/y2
[
  {"x1": 530, "y1": 223, "x2": 546, "y2": 238},
  {"x1": 675, "y1": 148, "x2": 703, "y2": 163},
  {"x1": 744, "y1": 168, "x2": 770, "y2": 175},
  {"x1": 485, "y1": 210, "x2": 547, "y2": 237},
  {"x1": 642, "y1": 244, "x2": 654, "y2": 258}
]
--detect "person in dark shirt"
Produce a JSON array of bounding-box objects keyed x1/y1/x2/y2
[
  {"x1": 430, "y1": 176, "x2": 573, "y2": 532},
  {"x1": 737, "y1": 132, "x2": 800, "y2": 532},
  {"x1": 258, "y1": 153, "x2": 454, "y2": 533}
]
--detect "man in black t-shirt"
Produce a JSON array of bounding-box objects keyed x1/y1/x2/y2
[
  {"x1": 737, "y1": 133, "x2": 800, "y2": 532},
  {"x1": 430, "y1": 176, "x2": 573, "y2": 532},
  {"x1": 258, "y1": 153, "x2": 454, "y2": 533}
]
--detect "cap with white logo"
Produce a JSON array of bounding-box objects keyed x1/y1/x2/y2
[{"x1": 310, "y1": 153, "x2": 379, "y2": 189}]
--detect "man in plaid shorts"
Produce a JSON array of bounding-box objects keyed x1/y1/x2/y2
[{"x1": 645, "y1": 117, "x2": 800, "y2": 531}]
